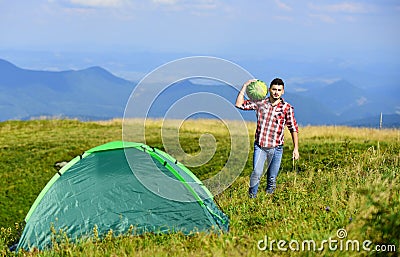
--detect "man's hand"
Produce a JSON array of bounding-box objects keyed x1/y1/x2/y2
[
  {"x1": 236, "y1": 79, "x2": 257, "y2": 108},
  {"x1": 292, "y1": 148, "x2": 299, "y2": 160},
  {"x1": 243, "y1": 79, "x2": 257, "y2": 89},
  {"x1": 290, "y1": 131, "x2": 299, "y2": 160}
]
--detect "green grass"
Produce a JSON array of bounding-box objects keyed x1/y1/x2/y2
[{"x1": 1, "y1": 119, "x2": 399, "y2": 256}]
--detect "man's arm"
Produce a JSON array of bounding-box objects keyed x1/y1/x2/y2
[
  {"x1": 235, "y1": 79, "x2": 256, "y2": 108},
  {"x1": 291, "y1": 131, "x2": 299, "y2": 160}
]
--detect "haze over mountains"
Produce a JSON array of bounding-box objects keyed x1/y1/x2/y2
[
  {"x1": 0, "y1": 58, "x2": 399, "y2": 128},
  {"x1": 0, "y1": 59, "x2": 133, "y2": 121}
]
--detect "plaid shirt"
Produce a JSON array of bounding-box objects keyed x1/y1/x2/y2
[{"x1": 239, "y1": 98, "x2": 298, "y2": 148}]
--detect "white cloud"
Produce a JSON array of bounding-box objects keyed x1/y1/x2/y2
[
  {"x1": 309, "y1": 2, "x2": 372, "y2": 14},
  {"x1": 305, "y1": 2, "x2": 377, "y2": 24},
  {"x1": 152, "y1": 0, "x2": 179, "y2": 4},
  {"x1": 193, "y1": 2, "x2": 217, "y2": 10},
  {"x1": 68, "y1": 0, "x2": 126, "y2": 8},
  {"x1": 274, "y1": 0, "x2": 292, "y2": 11},
  {"x1": 152, "y1": 0, "x2": 217, "y2": 8},
  {"x1": 275, "y1": 0, "x2": 293, "y2": 11},
  {"x1": 287, "y1": 77, "x2": 341, "y2": 85},
  {"x1": 150, "y1": 0, "x2": 222, "y2": 16}
]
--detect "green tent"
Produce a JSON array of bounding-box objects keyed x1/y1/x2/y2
[{"x1": 17, "y1": 141, "x2": 229, "y2": 251}]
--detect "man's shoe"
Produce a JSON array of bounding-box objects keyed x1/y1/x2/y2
[{"x1": 249, "y1": 193, "x2": 257, "y2": 199}]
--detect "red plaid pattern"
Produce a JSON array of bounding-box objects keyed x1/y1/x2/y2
[{"x1": 239, "y1": 98, "x2": 298, "y2": 148}]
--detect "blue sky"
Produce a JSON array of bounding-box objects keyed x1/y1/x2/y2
[
  {"x1": 1, "y1": 0, "x2": 399, "y2": 55},
  {"x1": 0, "y1": 0, "x2": 399, "y2": 82}
]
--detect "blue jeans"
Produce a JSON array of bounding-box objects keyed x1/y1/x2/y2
[{"x1": 249, "y1": 144, "x2": 283, "y2": 196}]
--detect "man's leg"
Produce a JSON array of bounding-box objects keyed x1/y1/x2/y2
[
  {"x1": 265, "y1": 145, "x2": 283, "y2": 194},
  {"x1": 249, "y1": 144, "x2": 271, "y2": 197},
  {"x1": 248, "y1": 144, "x2": 267, "y2": 197}
]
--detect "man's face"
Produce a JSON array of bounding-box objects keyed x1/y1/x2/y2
[{"x1": 269, "y1": 84, "x2": 284, "y2": 100}]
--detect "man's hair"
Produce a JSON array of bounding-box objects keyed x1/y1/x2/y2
[{"x1": 270, "y1": 78, "x2": 284, "y2": 88}]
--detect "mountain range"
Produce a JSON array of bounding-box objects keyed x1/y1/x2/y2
[
  {"x1": 0, "y1": 59, "x2": 133, "y2": 121},
  {"x1": 0, "y1": 58, "x2": 399, "y2": 128}
]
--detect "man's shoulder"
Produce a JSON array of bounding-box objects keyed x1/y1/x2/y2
[
  {"x1": 281, "y1": 98, "x2": 294, "y2": 107},
  {"x1": 279, "y1": 99, "x2": 295, "y2": 113}
]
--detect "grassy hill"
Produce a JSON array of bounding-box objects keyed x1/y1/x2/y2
[{"x1": 1, "y1": 119, "x2": 399, "y2": 256}]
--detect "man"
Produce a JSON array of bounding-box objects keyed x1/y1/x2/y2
[{"x1": 236, "y1": 78, "x2": 299, "y2": 197}]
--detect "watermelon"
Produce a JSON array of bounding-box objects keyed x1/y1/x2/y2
[{"x1": 246, "y1": 80, "x2": 267, "y2": 101}]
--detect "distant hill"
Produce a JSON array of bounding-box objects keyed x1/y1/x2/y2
[
  {"x1": 340, "y1": 113, "x2": 400, "y2": 128},
  {"x1": 291, "y1": 78, "x2": 399, "y2": 127},
  {"x1": 0, "y1": 58, "x2": 399, "y2": 127},
  {"x1": 300, "y1": 79, "x2": 399, "y2": 121},
  {"x1": 0, "y1": 59, "x2": 134, "y2": 121},
  {"x1": 123, "y1": 78, "x2": 340, "y2": 125}
]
